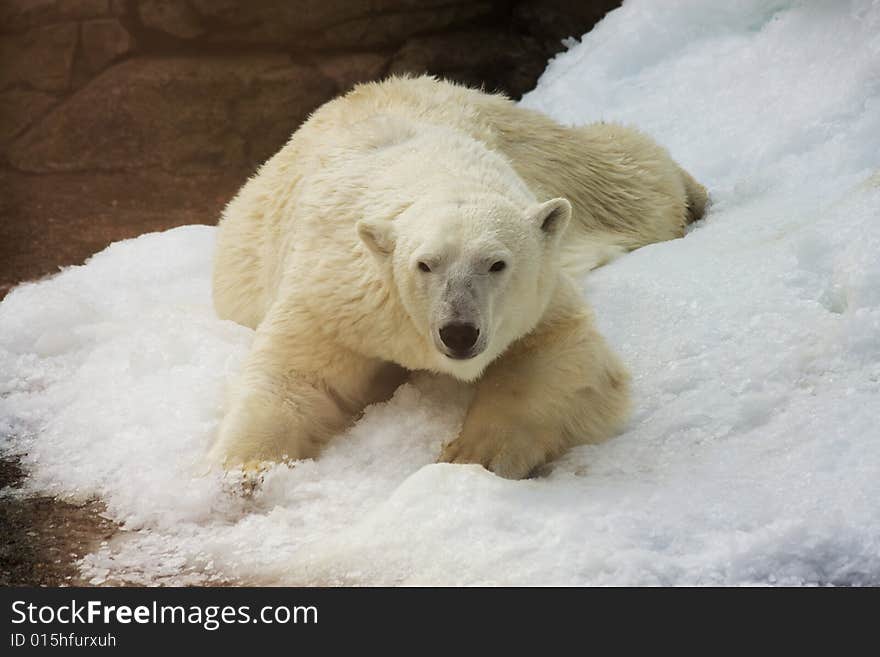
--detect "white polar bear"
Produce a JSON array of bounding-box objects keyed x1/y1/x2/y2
[{"x1": 210, "y1": 75, "x2": 707, "y2": 479}]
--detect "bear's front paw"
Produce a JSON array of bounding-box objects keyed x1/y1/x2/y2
[
  {"x1": 439, "y1": 425, "x2": 550, "y2": 480},
  {"x1": 208, "y1": 394, "x2": 320, "y2": 469},
  {"x1": 229, "y1": 461, "x2": 269, "y2": 495}
]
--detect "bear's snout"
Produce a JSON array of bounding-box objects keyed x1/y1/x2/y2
[{"x1": 439, "y1": 323, "x2": 480, "y2": 359}]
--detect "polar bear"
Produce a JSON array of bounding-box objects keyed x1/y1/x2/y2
[{"x1": 210, "y1": 75, "x2": 707, "y2": 479}]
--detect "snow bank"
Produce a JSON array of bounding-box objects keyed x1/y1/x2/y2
[{"x1": 2, "y1": 0, "x2": 879, "y2": 585}]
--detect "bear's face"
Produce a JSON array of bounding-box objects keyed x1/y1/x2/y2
[{"x1": 357, "y1": 195, "x2": 571, "y2": 380}]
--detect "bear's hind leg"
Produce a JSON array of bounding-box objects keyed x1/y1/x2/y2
[{"x1": 681, "y1": 167, "x2": 709, "y2": 224}]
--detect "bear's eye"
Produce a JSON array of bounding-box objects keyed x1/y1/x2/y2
[
  {"x1": 418, "y1": 261, "x2": 431, "y2": 273},
  {"x1": 489, "y1": 261, "x2": 507, "y2": 273}
]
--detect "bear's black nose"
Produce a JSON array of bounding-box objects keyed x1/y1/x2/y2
[{"x1": 439, "y1": 323, "x2": 480, "y2": 357}]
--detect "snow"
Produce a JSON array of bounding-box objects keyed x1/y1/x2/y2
[{"x1": 2, "y1": 0, "x2": 879, "y2": 586}]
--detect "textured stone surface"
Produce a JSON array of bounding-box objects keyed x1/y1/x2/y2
[
  {"x1": 389, "y1": 28, "x2": 546, "y2": 95},
  {"x1": 318, "y1": 2, "x2": 496, "y2": 48},
  {"x1": 0, "y1": 0, "x2": 113, "y2": 33},
  {"x1": 181, "y1": 1, "x2": 499, "y2": 47},
  {"x1": 0, "y1": 90, "x2": 58, "y2": 145},
  {"x1": 230, "y1": 63, "x2": 339, "y2": 165},
  {"x1": 3, "y1": 1, "x2": 623, "y2": 170},
  {"x1": 80, "y1": 19, "x2": 135, "y2": 74},
  {"x1": 315, "y1": 52, "x2": 390, "y2": 92},
  {"x1": 189, "y1": 0, "x2": 368, "y2": 39},
  {"x1": 0, "y1": 23, "x2": 78, "y2": 91},
  {"x1": 138, "y1": 0, "x2": 205, "y2": 39},
  {"x1": 8, "y1": 56, "x2": 336, "y2": 173}
]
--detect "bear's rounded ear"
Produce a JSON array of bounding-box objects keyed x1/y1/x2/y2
[
  {"x1": 530, "y1": 198, "x2": 572, "y2": 237},
  {"x1": 357, "y1": 219, "x2": 396, "y2": 258}
]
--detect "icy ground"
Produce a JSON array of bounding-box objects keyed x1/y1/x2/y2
[{"x1": 2, "y1": 0, "x2": 879, "y2": 585}]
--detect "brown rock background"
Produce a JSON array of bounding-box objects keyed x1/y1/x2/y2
[{"x1": 0, "y1": 0, "x2": 620, "y2": 296}]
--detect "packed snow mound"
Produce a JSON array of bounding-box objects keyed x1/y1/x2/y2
[{"x1": 2, "y1": 0, "x2": 879, "y2": 585}]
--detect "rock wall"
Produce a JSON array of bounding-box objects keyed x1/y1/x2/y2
[{"x1": 0, "y1": 0, "x2": 619, "y2": 292}]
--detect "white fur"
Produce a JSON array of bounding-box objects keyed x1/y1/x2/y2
[{"x1": 210, "y1": 76, "x2": 707, "y2": 478}]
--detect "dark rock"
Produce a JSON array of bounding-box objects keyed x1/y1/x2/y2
[
  {"x1": 8, "y1": 56, "x2": 336, "y2": 173},
  {"x1": 229, "y1": 62, "x2": 339, "y2": 165},
  {"x1": 514, "y1": 0, "x2": 621, "y2": 48},
  {"x1": 0, "y1": 0, "x2": 112, "y2": 33},
  {"x1": 138, "y1": 0, "x2": 205, "y2": 39},
  {"x1": 318, "y1": 2, "x2": 496, "y2": 48},
  {"x1": 0, "y1": 22, "x2": 78, "y2": 92},
  {"x1": 187, "y1": 0, "x2": 496, "y2": 47},
  {"x1": 81, "y1": 19, "x2": 135, "y2": 74},
  {"x1": 315, "y1": 52, "x2": 389, "y2": 92},
  {"x1": 389, "y1": 28, "x2": 547, "y2": 97},
  {"x1": 189, "y1": 0, "x2": 373, "y2": 37},
  {"x1": 0, "y1": 89, "x2": 58, "y2": 146}
]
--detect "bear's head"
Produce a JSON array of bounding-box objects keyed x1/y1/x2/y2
[{"x1": 357, "y1": 193, "x2": 571, "y2": 381}]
